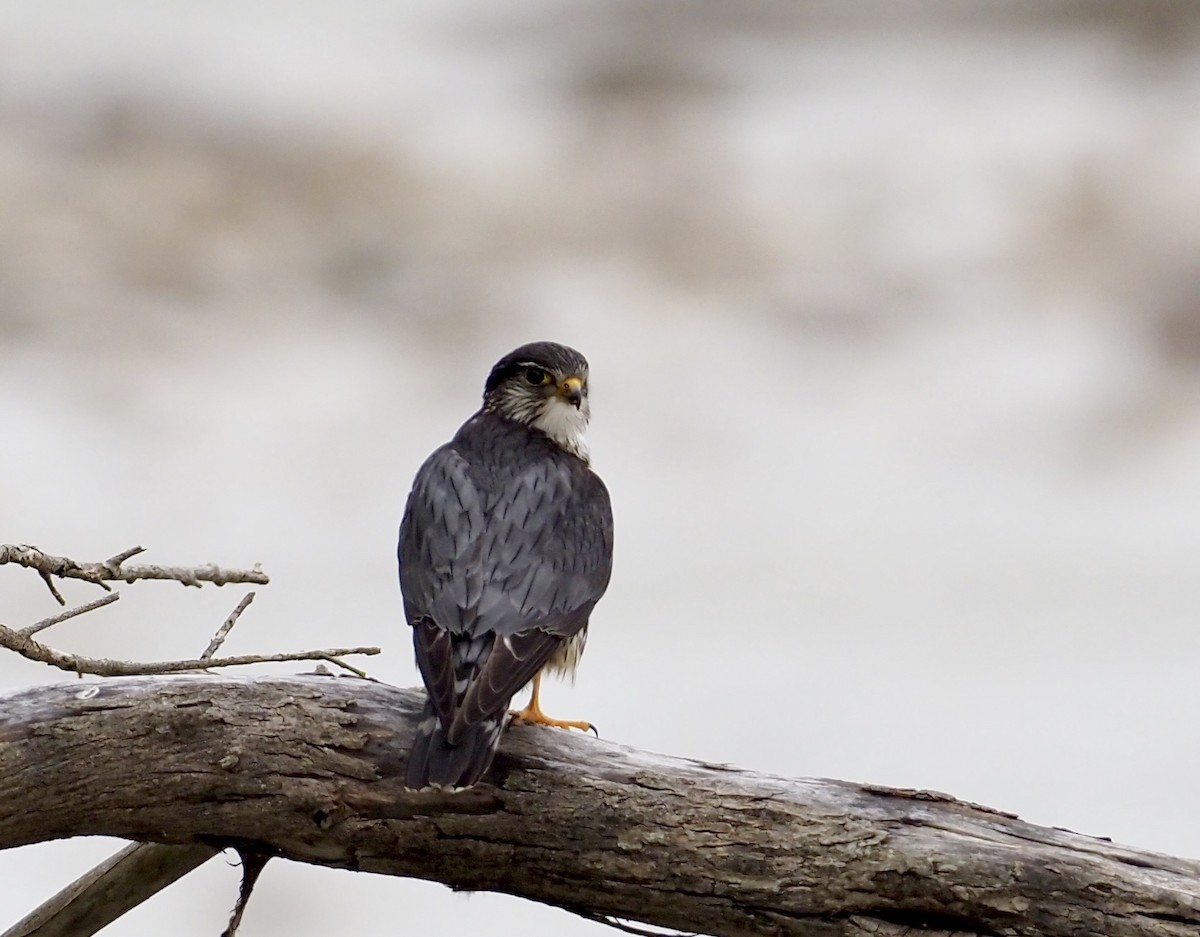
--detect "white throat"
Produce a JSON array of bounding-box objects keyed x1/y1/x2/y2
[{"x1": 533, "y1": 397, "x2": 591, "y2": 462}]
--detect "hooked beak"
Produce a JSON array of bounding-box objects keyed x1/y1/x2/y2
[{"x1": 558, "y1": 376, "x2": 584, "y2": 409}]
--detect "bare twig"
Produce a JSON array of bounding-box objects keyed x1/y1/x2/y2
[
  {"x1": 221, "y1": 850, "x2": 271, "y2": 937},
  {"x1": 104, "y1": 546, "x2": 146, "y2": 569},
  {"x1": 0, "y1": 544, "x2": 269, "y2": 591},
  {"x1": 0, "y1": 623, "x2": 378, "y2": 677},
  {"x1": 569, "y1": 910, "x2": 696, "y2": 937},
  {"x1": 318, "y1": 655, "x2": 372, "y2": 678},
  {"x1": 19, "y1": 593, "x2": 122, "y2": 638},
  {"x1": 0, "y1": 541, "x2": 378, "y2": 935},
  {"x1": 38, "y1": 571, "x2": 66, "y2": 605},
  {"x1": 201, "y1": 593, "x2": 256, "y2": 660}
]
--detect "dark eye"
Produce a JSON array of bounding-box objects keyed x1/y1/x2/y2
[{"x1": 524, "y1": 367, "x2": 547, "y2": 385}]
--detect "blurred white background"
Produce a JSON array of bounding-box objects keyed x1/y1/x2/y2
[{"x1": 2, "y1": 2, "x2": 1199, "y2": 934}]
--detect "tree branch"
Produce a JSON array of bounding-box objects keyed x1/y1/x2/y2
[
  {"x1": 0, "y1": 623, "x2": 379, "y2": 676},
  {"x1": 4, "y1": 842, "x2": 220, "y2": 937},
  {"x1": 1, "y1": 675, "x2": 1196, "y2": 937},
  {"x1": 1, "y1": 556, "x2": 376, "y2": 678},
  {"x1": 0, "y1": 544, "x2": 269, "y2": 597}
]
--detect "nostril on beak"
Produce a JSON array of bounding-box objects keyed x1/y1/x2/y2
[{"x1": 561, "y1": 378, "x2": 584, "y2": 408}]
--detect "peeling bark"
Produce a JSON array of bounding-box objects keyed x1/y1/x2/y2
[{"x1": 1, "y1": 674, "x2": 1197, "y2": 937}]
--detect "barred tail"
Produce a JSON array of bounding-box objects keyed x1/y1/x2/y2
[{"x1": 405, "y1": 701, "x2": 507, "y2": 790}]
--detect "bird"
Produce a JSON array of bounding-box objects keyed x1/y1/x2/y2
[{"x1": 398, "y1": 341, "x2": 614, "y2": 790}]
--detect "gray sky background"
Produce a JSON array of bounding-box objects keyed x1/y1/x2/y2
[{"x1": 2, "y1": 3, "x2": 1199, "y2": 935}]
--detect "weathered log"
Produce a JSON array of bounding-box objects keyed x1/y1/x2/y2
[{"x1": 1, "y1": 674, "x2": 1197, "y2": 937}]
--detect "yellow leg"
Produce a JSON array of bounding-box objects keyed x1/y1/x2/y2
[{"x1": 511, "y1": 672, "x2": 596, "y2": 734}]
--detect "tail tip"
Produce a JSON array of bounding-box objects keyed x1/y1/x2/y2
[{"x1": 404, "y1": 711, "x2": 505, "y2": 790}]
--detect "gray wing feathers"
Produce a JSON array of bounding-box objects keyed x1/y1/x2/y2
[
  {"x1": 480, "y1": 462, "x2": 611, "y2": 633},
  {"x1": 399, "y1": 425, "x2": 613, "y2": 787},
  {"x1": 399, "y1": 449, "x2": 487, "y2": 629},
  {"x1": 410, "y1": 617, "x2": 456, "y2": 728},
  {"x1": 401, "y1": 448, "x2": 611, "y2": 639}
]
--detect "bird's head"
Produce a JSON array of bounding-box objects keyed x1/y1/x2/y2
[{"x1": 483, "y1": 342, "x2": 592, "y2": 459}]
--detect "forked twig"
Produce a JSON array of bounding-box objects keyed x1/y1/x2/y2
[
  {"x1": 1, "y1": 544, "x2": 269, "y2": 603},
  {"x1": 0, "y1": 623, "x2": 379, "y2": 677},
  {"x1": 0, "y1": 542, "x2": 374, "y2": 936},
  {"x1": 2, "y1": 545, "x2": 375, "y2": 678}
]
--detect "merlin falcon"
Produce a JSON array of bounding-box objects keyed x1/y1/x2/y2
[{"x1": 398, "y1": 341, "x2": 614, "y2": 789}]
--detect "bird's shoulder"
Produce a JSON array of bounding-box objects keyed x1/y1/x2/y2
[
  {"x1": 451, "y1": 410, "x2": 567, "y2": 467},
  {"x1": 404, "y1": 411, "x2": 608, "y2": 528},
  {"x1": 445, "y1": 410, "x2": 605, "y2": 493}
]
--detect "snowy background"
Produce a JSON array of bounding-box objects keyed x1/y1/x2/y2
[{"x1": 2, "y1": 2, "x2": 1199, "y2": 934}]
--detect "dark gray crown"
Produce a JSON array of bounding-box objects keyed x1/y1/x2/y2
[{"x1": 483, "y1": 342, "x2": 589, "y2": 399}]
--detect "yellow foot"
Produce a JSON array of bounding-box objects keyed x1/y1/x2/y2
[{"x1": 510, "y1": 701, "x2": 597, "y2": 736}]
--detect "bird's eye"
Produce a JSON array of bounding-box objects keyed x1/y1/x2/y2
[{"x1": 524, "y1": 367, "x2": 548, "y2": 386}]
